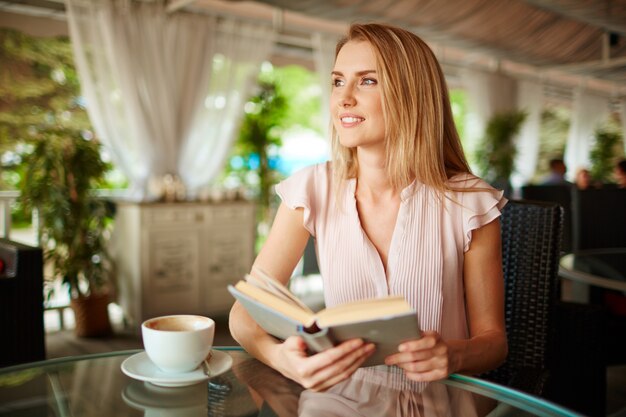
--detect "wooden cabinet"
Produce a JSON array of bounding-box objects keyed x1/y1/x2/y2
[{"x1": 113, "y1": 201, "x2": 256, "y2": 328}]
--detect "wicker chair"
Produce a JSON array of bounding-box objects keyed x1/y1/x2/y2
[
  {"x1": 482, "y1": 200, "x2": 563, "y2": 393},
  {"x1": 520, "y1": 184, "x2": 573, "y2": 253},
  {"x1": 482, "y1": 200, "x2": 606, "y2": 416}
]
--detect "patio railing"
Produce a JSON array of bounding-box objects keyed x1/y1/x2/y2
[{"x1": 0, "y1": 191, "x2": 19, "y2": 239}]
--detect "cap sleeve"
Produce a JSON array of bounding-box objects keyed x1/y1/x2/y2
[
  {"x1": 455, "y1": 175, "x2": 508, "y2": 252},
  {"x1": 274, "y1": 164, "x2": 327, "y2": 237}
]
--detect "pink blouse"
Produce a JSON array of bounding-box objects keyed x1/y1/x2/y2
[
  {"x1": 275, "y1": 161, "x2": 507, "y2": 391},
  {"x1": 276, "y1": 162, "x2": 507, "y2": 391}
]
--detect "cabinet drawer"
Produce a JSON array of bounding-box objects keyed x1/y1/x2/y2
[
  {"x1": 208, "y1": 205, "x2": 255, "y2": 223},
  {"x1": 143, "y1": 208, "x2": 205, "y2": 226}
]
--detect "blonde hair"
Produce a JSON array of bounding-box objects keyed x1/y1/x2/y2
[{"x1": 331, "y1": 23, "x2": 471, "y2": 194}]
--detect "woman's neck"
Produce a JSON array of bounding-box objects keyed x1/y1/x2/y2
[{"x1": 355, "y1": 149, "x2": 397, "y2": 201}]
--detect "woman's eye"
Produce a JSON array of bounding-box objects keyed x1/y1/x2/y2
[
  {"x1": 332, "y1": 78, "x2": 344, "y2": 87},
  {"x1": 362, "y1": 78, "x2": 377, "y2": 86}
]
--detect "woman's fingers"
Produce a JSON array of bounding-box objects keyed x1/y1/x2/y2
[
  {"x1": 383, "y1": 331, "x2": 452, "y2": 382},
  {"x1": 294, "y1": 340, "x2": 375, "y2": 390},
  {"x1": 308, "y1": 343, "x2": 375, "y2": 391}
]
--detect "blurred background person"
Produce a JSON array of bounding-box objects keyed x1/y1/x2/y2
[
  {"x1": 540, "y1": 158, "x2": 569, "y2": 185},
  {"x1": 575, "y1": 168, "x2": 592, "y2": 190},
  {"x1": 614, "y1": 159, "x2": 626, "y2": 189}
]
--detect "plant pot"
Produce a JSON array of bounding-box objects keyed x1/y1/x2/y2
[{"x1": 70, "y1": 292, "x2": 113, "y2": 338}]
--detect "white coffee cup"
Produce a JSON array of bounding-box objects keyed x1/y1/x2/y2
[{"x1": 142, "y1": 315, "x2": 215, "y2": 374}]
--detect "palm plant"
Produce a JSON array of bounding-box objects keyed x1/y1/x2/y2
[
  {"x1": 20, "y1": 126, "x2": 112, "y2": 299},
  {"x1": 476, "y1": 110, "x2": 528, "y2": 189},
  {"x1": 589, "y1": 126, "x2": 622, "y2": 184}
]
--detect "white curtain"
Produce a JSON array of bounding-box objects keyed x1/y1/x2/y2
[
  {"x1": 65, "y1": 0, "x2": 275, "y2": 199},
  {"x1": 460, "y1": 68, "x2": 518, "y2": 169},
  {"x1": 563, "y1": 88, "x2": 609, "y2": 181},
  {"x1": 312, "y1": 32, "x2": 340, "y2": 134},
  {"x1": 178, "y1": 20, "x2": 276, "y2": 194},
  {"x1": 511, "y1": 80, "x2": 543, "y2": 189}
]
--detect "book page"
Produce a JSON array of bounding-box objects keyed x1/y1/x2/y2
[
  {"x1": 234, "y1": 281, "x2": 316, "y2": 326},
  {"x1": 248, "y1": 268, "x2": 315, "y2": 315},
  {"x1": 316, "y1": 296, "x2": 414, "y2": 327}
]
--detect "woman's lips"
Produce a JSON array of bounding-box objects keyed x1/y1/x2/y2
[{"x1": 340, "y1": 115, "x2": 365, "y2": 127}]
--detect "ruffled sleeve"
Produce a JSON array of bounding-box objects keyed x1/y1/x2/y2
[
  {"x1": 454, "y1": 175, "x2": 508, "y2": 252},
  {"x1": 274, "y1": 163, "x2": 329, "y2": 237}
]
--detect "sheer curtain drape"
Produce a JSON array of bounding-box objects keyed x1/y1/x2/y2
[
  {"x1": 65, "y1": 0, "x2": 275, "y2": 199},
  {"x1": 178, "y1": 20, "x2": 276, "y2": 194},
  {"x1": 460, "y1": 69, "x2": 518, "y2": 169},
  {"x1": 563, "y1": 88, "x2": 609, "y2": 180},
  {"x1": 511, "y1": 80, "x2": 543, "y2": 189}
]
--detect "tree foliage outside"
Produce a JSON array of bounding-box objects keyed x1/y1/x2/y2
[
  {"x1": 0, "y1": 28, "x2": 95, "y2": 224},
  {"x1": 223, "y1": 64, "x2": 322, "y2": 227},
  {"x1": 0, "y1": 28, "x2": 125, "y2": 227}
]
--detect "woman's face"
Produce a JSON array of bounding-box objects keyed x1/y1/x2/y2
[{"x1": 331, "y1": 40, "x2": 385, "y2": 150}]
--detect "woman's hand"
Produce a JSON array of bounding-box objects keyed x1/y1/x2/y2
[
  {"x1": 384, "y1": 331, "x2": 456, "y2": 382},
  {"x1": 274, "y1": 336, "x2": 375, "y2": 391}
]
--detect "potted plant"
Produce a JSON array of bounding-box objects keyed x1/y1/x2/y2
[
  {"x1": 475, "y1": 110, "x2": 527, "y2": 196},
  {"x1": 20, "y1": 126, "x2": 114, "y2": 337},
  {"x1": 589, "y1": 126, "x2": 622, "y2": 184}
]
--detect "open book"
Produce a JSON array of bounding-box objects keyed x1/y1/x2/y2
[{"x1": 228, "y1": 269, "x2": 420, "y2": 367}]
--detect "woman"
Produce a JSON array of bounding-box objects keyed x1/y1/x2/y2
[{"x1": 229, "y1": 23, "x2": 508, "y2": 392}]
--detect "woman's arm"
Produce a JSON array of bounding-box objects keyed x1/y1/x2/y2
[
  {"x1": 384, "y1": 218, "x2": 508, "y2": 381},
  {"x1": 229, "y1": 202, "x2": 310, "y2": 365},
  {"x1": 229, "y1": 202, "x2": 375, "y2": 390},
  {"x1": 450, "y1": 217, "x2": 508, "y2": 374}
]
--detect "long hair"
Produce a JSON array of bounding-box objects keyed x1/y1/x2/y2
[{"x1": 331, "y1": 23, "x2": 471, "y2": 194}]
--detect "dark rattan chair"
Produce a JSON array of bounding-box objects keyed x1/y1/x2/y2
[
  {"x1": 572, "y1": 187, "x2": 626, "y2": 250},
  {"x1": 482, "y1": 200, "x2": 563, "y2": 394},
  {"x1": 482, "y1": 200, "x2": 606, "y2": 416},
  {"x1": 520, "y1": 184, "x2": 572, "y2": 253}
]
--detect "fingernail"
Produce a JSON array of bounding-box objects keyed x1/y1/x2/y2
[
  {"x1": 366, "y1": 343, "x2": 375, "y2": 352},
  {"x1": 352, "y1": 339, "x2": 364, "y2": 348},
  {"x1": 398, "y1": 344, "x2": 406, "y2": 352}
]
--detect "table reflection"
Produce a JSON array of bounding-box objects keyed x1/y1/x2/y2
[
  {"x1": 231, "y1": 352, "x2": 500, "y2": 417},
  {"x1": 0, "y1": 349, "x2": 576, "y2": 417}
]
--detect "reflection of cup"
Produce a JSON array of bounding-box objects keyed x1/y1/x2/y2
[
  {"x1": 142, "y1": 315, "x2": 214, "y2": 374},
  {"x1": 123, "y1": 380, "x2": 207, "y2": 417}
]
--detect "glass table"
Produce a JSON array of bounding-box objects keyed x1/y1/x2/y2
[
  {"x1": 559, "y1": 248, "x2": 626, "y2": 304},
  {"x1": 0, "y1": 347, "x2": 581, "y2": 417}
]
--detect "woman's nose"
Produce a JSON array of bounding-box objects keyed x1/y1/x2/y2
[{"x1": 339, "y1": 88, "x2": 356, "y2": 107}]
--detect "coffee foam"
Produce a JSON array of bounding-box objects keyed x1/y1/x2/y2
[{"x1": 145, "y1": 316, "x2": 210, "y2": 332}]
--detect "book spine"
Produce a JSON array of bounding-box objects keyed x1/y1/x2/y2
[{"x1": 297, "y1": 326, "x2": 335, "y2": 352}]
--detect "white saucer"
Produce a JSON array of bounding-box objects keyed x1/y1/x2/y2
[
  {"x1": 121, "y1": 350, "x2": 233, "y2": 387},
  {"x1": 122, "y1": 380, "x2": 207, "y2": 410}
]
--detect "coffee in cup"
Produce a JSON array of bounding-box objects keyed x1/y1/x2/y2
[{"x1": 142, "y1": 315, "x2": 214, "y2": 374}]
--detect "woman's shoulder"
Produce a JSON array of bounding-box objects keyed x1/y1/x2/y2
[
  {"x1": 444, "y1": 172, "x2": 507, "y2": 214},
  {"x1": 276, "y1": 161, "x2": 332, "y2": 199},
  {"x1": 446, "y1": 172, "x2": 494, "y2": 191},
  {"x1": 286, "y1": 161, "x2": 332, "y2": 182}
]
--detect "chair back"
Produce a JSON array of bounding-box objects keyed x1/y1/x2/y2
[
  {"x1": 572, "y1": 187, "x2": 626, "y2": 250},
  {"x1": 483, "y1": 200, "x2": 563, "y2": 392},
  {"x1": 520, "y1": 185, "x2": 572, "y2": 252},
  {"x1": 0, "y1": 238, "x2": 46, "y2": 367}
]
